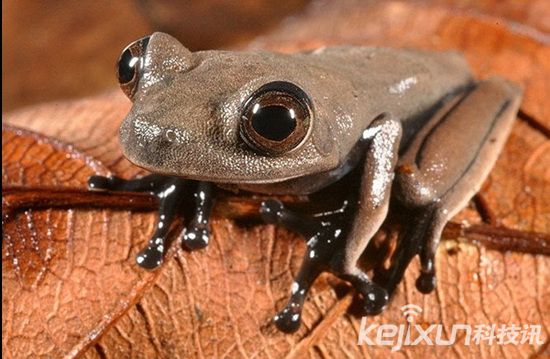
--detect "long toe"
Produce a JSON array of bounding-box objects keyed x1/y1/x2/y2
[{"x1": 259, "y1": 199, "x2": 284, "y2": 224}]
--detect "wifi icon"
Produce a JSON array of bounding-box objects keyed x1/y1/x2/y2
[{"x1": 401, "y1": 304, "x2": 422, "y2": 322}]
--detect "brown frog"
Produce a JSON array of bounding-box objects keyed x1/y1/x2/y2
[{"x1": 89, "y1": 33, "x2": 522, "y2": 333}]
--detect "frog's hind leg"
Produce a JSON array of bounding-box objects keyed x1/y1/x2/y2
[{"x1": 381, "y1": 77, "x2": 522, "y2": 295}]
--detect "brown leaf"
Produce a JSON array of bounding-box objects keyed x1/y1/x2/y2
[
  {"x1": 3, "y1": 1, "x2": 549, "y2": 358},
  {"x1": 2, "y1": 125, "x2": 164, "y2": 357}
]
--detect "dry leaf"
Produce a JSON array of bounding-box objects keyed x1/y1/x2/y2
[
  {"x1": 2, "y1": 126, "x2": 162, "y2": 357},
  {"x1": 3, "y1": 1, "x2": 549, "y2": 358}
]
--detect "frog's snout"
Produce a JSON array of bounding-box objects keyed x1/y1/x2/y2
[
  {"x1": 120, "y1": 113, "x2": 170, "y2": 149},
  {"x1": 119, "y1": 111, "x2": 195, "y2": 175}
]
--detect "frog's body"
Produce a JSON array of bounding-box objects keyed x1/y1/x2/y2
[
  {"x1": 229, "y1": 47, "x2": 475, "y2": 195},
  {"x1": 89, "y1": 33, "x2": 522, "y2": 333},
  {"x1": 119, "y1": 39, "x2": 473, "y2": 193}
]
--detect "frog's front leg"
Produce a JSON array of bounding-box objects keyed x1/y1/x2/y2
[
  {"x1": 260, "y1": 199, "x2": 329, "y2": 332},
  {"x1": 88, "y1": 174, "x2": 214, "y2": 269},
  {"x1": 261, "y1": 116, "x2": 402, "y2": 332},
  {"x1": 336, "y1": 116, "x2": 402, "y2": 313},
  {"x1": 380, "y1": 77, "x2": 522, "y2": 296},
  {"x1": 182, "y1": 181, "x2": 214, "y2": 250}
]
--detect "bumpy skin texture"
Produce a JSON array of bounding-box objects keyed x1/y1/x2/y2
[
  {"x1": 118, "y1": 33, "x2": 473, "y2": 191},
  {"x1": 89, "y1": 32, "x2": 522, "y2": 333}
]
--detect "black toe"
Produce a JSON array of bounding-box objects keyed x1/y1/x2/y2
[
  {"x1": 88, "y1": 175, "x2": 112, "y2": 191},
  {"x1": 183, "y1": 227, "x2": 210, "y2": 250},
  {"x1": 416, "y1": 272, "x2": 436, "y2": 293},
  {"x1": 362, "y1": 283, "x2": 389, "y2": 315},
  {"x1": 274, "y1": 308, "x2": 302, "y2": 333},
  {"x1": 135, "y1": 244, "x2": 164, "y2": 270},
  {"x1": 260, "y1": 199, "x2": 284, "y2": 224}
]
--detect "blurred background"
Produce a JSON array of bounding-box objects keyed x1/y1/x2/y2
[
  {"x1": 2, "y1": 0, "x2": 310, "y2": 112},
  {"x1": 2, "y1": 0, "x2": 548, "y2": 113}
]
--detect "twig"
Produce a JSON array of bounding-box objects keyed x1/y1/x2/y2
[
  {"x1": 473, "y1": 194, "x2": 499, "y2": 226},
  {"x1": 518, "y1": 109, "x2": 550, "y2": 138},
  {"x1": 3, "y1": 186, "x2": 549, "y2": 255},
  {"x1": 443, "y1": 222, "x2": 550, "y2": 255}
]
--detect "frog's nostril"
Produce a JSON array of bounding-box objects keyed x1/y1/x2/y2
[{"x1": 165, "y1": 129, "x2": 177, "y2": 142}]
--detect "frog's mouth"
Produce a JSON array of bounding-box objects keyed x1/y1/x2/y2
[{"x1": 118, "y1": 114, "x2": 337, "y2": 186}]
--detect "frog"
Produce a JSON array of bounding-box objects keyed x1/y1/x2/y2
[{"x1": 88, "y1": 32, "x2": 522, "y2": 333}]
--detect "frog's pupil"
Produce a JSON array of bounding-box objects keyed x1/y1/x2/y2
[
  {"x1": 251, "y1": 105, "x2": 297, "y2": 141},
  {"x1": 118, "y1": 48, "x2": 137, "y2": 84}
]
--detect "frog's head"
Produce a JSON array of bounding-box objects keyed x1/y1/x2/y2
[{"x1": 117, "y1": 32, "x2": 355, "y2": 184}]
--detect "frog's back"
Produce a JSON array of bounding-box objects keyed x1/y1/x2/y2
[
  {"x1": 297, "y1": 46, "x2": 473, "y2": 91},
  {"x1": 296, "y1": 46, "x2": 474, "y2": 131}
]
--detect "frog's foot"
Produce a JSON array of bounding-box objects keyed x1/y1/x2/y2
[
  {"x1": 260, "y1": 199, "x2": 387, "y2": 331},
  {"x1": 340, "y1": 271, "x2": 389, "y2": 315},
  {"x1": 89, "y1": 174, "x2": 187, "y2": 269},
  {"x1": 374, "y1": 206, "x2": 439, "y2": 296},
  {"x1": 88, "y1": 174, "x2": 172, "y2": 193},
  {"x1": 260, "y1": 199, "x2": 320, "y2": 238},
  {"x1": 261, "y1": 199, "x2": 334, "y2": 332},
  {"x1": 260, "y1": 199, "x2": 324, "y2": 332},
  {"x1": 88, "y1": 174, "x2": 214, "y2": 269},
  {"x1": 273, "y1": 258, "x2": 323, "y2": 333}
]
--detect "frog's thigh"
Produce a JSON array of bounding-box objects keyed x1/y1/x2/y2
[
  {"x1": 392, "y1": 77, "x2": 521, "y2": 291},
  {"x1": 395, "y1": 77, "x2": 522, "y2": 208}
]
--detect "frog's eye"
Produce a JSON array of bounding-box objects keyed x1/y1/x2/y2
[
  {"x1": 116, "y1": 36, "x2": 150, "y2": 100},
  {"x1": 240, "y1": 81, "x2": 312, "y2": 156}
]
